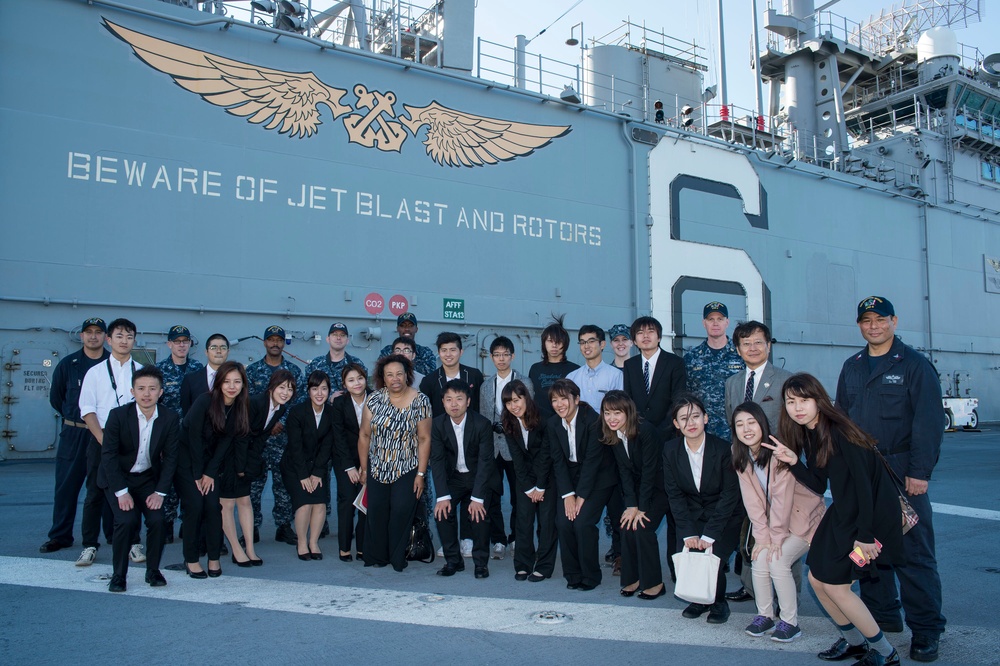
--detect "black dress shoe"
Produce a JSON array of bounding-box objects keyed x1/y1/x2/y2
[
  {"x1": 604, "y1": 547, "x2": 616, "y2": 564},
  {"x1": 298, "y1": 552, "x2": 311, "y2": 561},
  {"x1": 185, "y1": 565, "x2": 208, "y2": 579},
  {"x1": 566, "y1": 582, "x2": 581, "y2": 590},
  {"x1": 515, "y1": 571, "x2": 529, "y2": 581},
  {"x1": 249, "y1": 557, "x2": 263, "y2": 566},
  {"x1": 276, "y1": 524, "x2": 298, "y2": 545},
  {"x1": 437, "y1": 563, "x2": 461, "y2": 576},
  {"x1": 817, "y1": 638, "x2": 868, "y2": 661},
  {"x1": 108, "y1": 575, "x2": 127, "y2": 593},
  {"x1": 528, "y1": 573, "x2": 547, "y2": 582},
  {"x1": 682, "y1": 603, "x2": 710, "y2": 619},
  {"x1": 474, "y1": 566, "x2": 489, "y2": 579},
  {"x1": 725, "y1": 586, "x2": 753, "y2": 602},
  {"x1": 39, "y1": 539, "x2": 72, "y2": 553},
  {"x1": 576, "y1": 582, "x2": 597, "y2": 591},
  {"x1": 207, "y1": 567, "x2": 222, "y2": 578},
  {"x1": 620, "y1": 586, "x2": 638, "y2": 597},
  {"x1": 856, "y1": 648, "x2": 900, "y2": 666},
  {"x1": 910, "y1": 636, "x2": 939, "y2": 662},
  {"x1": 706, "y1": 602, "x2": 731, "y2": 624},
  {"x1": 145, "y1": 570, "x2": 167, "y2": 587},
  {"x1": 231, "y1": 554, "x2": 252, "y2": 568},
  {"x1": 339, "y1": 553, "x2": 354, "y2": 562},
  {"x1": 637, "y1": 586, "x2": 666, "y2": 600},
  {"x1": 310, "y1": 551, "x2": 323, "y2": 561}
]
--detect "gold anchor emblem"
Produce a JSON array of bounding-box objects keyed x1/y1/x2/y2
[{"x1": 344, "y1": 85, "x2": 407, "y2": 152}]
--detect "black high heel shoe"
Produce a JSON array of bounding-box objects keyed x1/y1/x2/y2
[
  {"x1": 298, "y1": 549, "x2": 311, "y2": 561},
  {"x1": 207, "y1": 566, "x2": 222, "y2": 578},
  {"x1": 310, "y1": 550, "x2": 323, "y2": 561},
  {"x1": 339, "y1": 552, "x2": 353, "y2": 562},
  {"x1": 231, "y1": 554, "x2": 252, "y2": 568},
  {"x1": 186, "y1": 564, "x2": 208, "y2": 579},
  {"x1": 620, "y1": 586, "x2": 638, "y2": 597},
  {"x1": 249, "y1": 557, "x2": 264, "y2": 566}
]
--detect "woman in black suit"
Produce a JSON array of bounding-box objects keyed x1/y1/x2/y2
[
  {"x1": 281, "y1": 370, "x2": 334, "y2": 561},
  {"x1": 178, "y1": 361, "x2": 250, "y2": 578},
  {"x1": 662, "y1": 392, "x2": 743, "y2": 623},
  {"x1": 600, "y1": 390, "x2": 667, "y2": 600},
  {"x1": 764, "y1": 374, "x2": 903, "y2": 665},
  {"x1": 501, "y1": 380, "x2": 556, "y2": 582},
  {"x1": 228, "y1": 368, "x2": 296, "y2": 566},
  {"x1": 330, "y1": 362, "x2": 369, "y2": 562}
]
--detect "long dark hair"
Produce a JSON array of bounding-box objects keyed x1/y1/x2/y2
[
  {"x1": 730, "y1": 401, "x2": 775, "y2": 472},
  {"x1": 777, "y1": 373, "x2": 875, "y2": 468},
  {"x1": 599, "y1": 390, "x2": 639, "y2": 445},
  {"x1": 501, "y1": 380, "x2": 539, "y2": 435},
  {"x1": 208, "y1": 361, "x2": 249, "y2": 437}
]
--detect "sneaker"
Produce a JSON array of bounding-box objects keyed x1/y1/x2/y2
[
  {"x1": 771, "y1": 620, "x2": 802, "y2": 642},
  {"x1": 744, "y1": 615, "x2": 775, "y2": 637},
  {"x1": 436, "y1": 545, "x2": 444, "y2": 557},
  {"x1": 129, "y1": 544, "x2": 147, "y2": 563},
  {"x1": 508, "y1": 540, "x2": 515, "y2": 553},
  {"x1": 460, "y1": 539, "x2": 473, "y2": 558},
  {"x1": 75, "y1": 546, "x2": 97, "y2": 567},
  {"x1": 491, "y1": 543, "x2": 506, "y2": 560}
]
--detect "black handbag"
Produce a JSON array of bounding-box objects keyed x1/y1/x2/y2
[{"x1": 405, "y1": 511, "x2": 436, "y2": 563}]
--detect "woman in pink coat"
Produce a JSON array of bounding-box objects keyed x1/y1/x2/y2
[{"x1": 731, "y1": 401, "x2": 825, "y2": 643}]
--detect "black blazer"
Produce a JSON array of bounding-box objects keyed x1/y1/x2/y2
[
  {"x1": 548, "y1": 403, "x2": 617, "y2": 501},
  {"x1": 99, "y1": 402, "x2": 180, "y2": 495},
  {"x1": 330, "y1": 391, "x2": 368, "y2": 472},
  {"x1": 179, "y1": 393, "x2": 236, "y2": 480},
  {"x1": 430, "y1": 410, "x2": 498, "y2": 501},
  {"x1": 180, "y1": 367, "x2": 212, "y2": 417},
  {"x1": 243, "y1": 392, "x2": 288, "y2": 478},
  {"x1": 623, "y1": 350, "x2": 686, "y2": 433},
  {"x1": 506, "y1": 420, "x2": 551, "y2": 494},
  {"x1": 613, "y1": 420, "x2": 666, "y2": 514},
  {"x1": 662, "y1": 433, "x2": 743, "y2": 546},
  {"x1": 281, "y1": 401, "x2": 335, "y2": 481},
  {"x1": 419, "y1": 365, "x2": 485, "y2": 418}
]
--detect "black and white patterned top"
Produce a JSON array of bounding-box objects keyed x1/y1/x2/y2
[{"x1": 366, "y1": 388, "x2": 432, "y2": 484}]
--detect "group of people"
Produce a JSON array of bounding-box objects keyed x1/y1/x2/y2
[{"x1": 40, "y1": 299, "x2": 946, "y2": 664}]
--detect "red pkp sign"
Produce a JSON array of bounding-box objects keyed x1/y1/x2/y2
[{"x1": 388, "y1": 295, "x2": 409, "y2": 316}]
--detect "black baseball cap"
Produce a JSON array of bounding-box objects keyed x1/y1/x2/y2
[
  {"x1": 82, "y1": 317, "x2": 107, "y2": 333},
  {"x1": 264, "y1": 325, "x2": 286, "y2": 340},
  {"x1": 857, "y1": 296, "x2": 894, "y2": 321},
  {"x1": 703, "y1": 301, "x2": 728, "y2": 318},
  {"x1": 397, "y1": 313, "x2": 417, "y2": 325},
  {"x1": 328, "y1": 322, "x2": 349, "y2": 335},
  {"x1": 168, "y1": 325, "x2": 192, "y2": 341}
]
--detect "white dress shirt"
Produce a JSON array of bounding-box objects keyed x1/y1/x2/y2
[
  {"x1": 683, "y1": 436, "x2": 715, "y2": 544},
  {"x1": 519, "y1": 419, "x2": 544, "y2": 494},
  {"x1": 206, "y1": 366, "x2": 218, "y2": 391},
  {"x1": 641, "y1": 347, "x2": 662, "y2": 387},
  {"x1": 437, "y1": 415, "x2": 483, "y2": 504},
  {"x1": 560, "y1": 412, "x2": 580, "y2": 499},
  {"x1": 79, "y1": 356, "x2": 142, "y2": 428},
  {"x1": 494, "y1": 372, "x2": 513, "y2": 413}
]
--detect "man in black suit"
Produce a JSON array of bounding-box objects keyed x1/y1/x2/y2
[
  {"x1": 99, "y1": 366, "x2": 180, "y2": 592},
  {"x1": 548, "y1": 379, "x2": 618, "y2": 591},
  {"x1": 430, "y1": 380, "x2": 497, "y2": 579},
  {"x1": 420, "y1": 332, "x2": 484, "y2": 419},
  {"x1": 179, "y1": 333, "x2": 230, "y2": 416},
  {"x1": 622, "y1": 315, "x2": 686, "y2": 579}
]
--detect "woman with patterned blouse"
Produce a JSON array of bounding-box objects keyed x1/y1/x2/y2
[{"x1": 358, "y1": 354, "x2": 432, "y2": 571}]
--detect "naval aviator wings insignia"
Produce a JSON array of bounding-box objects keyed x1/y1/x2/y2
[{"x1": 103, "y1": 20, "x2": 570, "y2": 167}]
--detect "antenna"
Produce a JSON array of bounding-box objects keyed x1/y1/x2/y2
[{"x1": 857, "y1": 0, "x2": 982, "y2": 55}]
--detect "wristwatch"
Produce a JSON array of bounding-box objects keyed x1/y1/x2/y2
[{"x1": 416, "y1": 471, "x2": 426, "y2": 477}]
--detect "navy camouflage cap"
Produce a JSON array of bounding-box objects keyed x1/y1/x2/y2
[
  {"x1": 167, "y1": 325, "x2": 192, "y2": 341},
  {"x1": 81, "y1": 317, "x2": 107, "y2": 333},
  {"x1": 264, "y1": 325, "x2": 286, "y2": 340},
  {"x1": 857, "y1": 296, "x2": 894, "y2": 321},
  {"x1": 703, "y1": 301, "x2": 728, "y2": 318},
  {"x1": 328, "y1": 322, "x2": 349, "y2": 335},
  {"x1": 608, "y1": 324, "x2": 631, "y2": 340}
]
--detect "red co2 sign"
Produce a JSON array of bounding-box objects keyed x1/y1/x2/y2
[
  {"x1": 364, "y1": 293, "x2": 385, "y2": 315},
  {"x1": 388, "y1": 295, "x2": 409, "y2": 316}
]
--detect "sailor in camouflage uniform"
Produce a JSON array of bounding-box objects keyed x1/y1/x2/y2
[
  {"x1": 154, "y1": 325, "x2": 203, "y2": 540},
  {"x1": 378, "y1": 313, "x2": 437, "y2": 376},
  {"x1": 684, "y1": 302, "x2": 744, "y2": 441},
  {"x1": 246, "y1": 325, "x2": 304, "y2": 545}
]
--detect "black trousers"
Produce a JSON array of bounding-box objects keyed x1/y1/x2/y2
[
  {"x1": 664, "y1": 502, "x2": 678, "y2": 581},
  {"x1": 620, "y1": 489, "x2": 668, "y2": 589},
  {"x1": 487, "y1": 455, "x2": 516, "y2": 545},
  {"x1": 436, "y1": 471, "x2": 491, "y2": 569},
  {"x1": 47, "y1": 427, "x2": 92, "y2": 545},
  {"x1": 675, "y1": 528, "x2": 739, "y2": 606},
  {"x1": 104, "y1": 471, "x2": 164, "y2": 579},
  {"x1": 512, "y1": 487, "x2": 557, "y2": 577},
  {"x1": 555, "y1": 484, "x2": 615, "y2": 587},
  {"x1": 81, "y1": 436, "x2": 117, "y2": 548},
  {"x1": 334, "y1": 466, "x2": 366, "y2": 554},
  {"x1": 605, "y1": 485, "x2": 624, "y2": 556},
  {"x1": 364, "y1": 469, "x2": 418, "y2": 571},
  {"x1": 176, "y1": 470, "x2": 222, "y2": 563}
]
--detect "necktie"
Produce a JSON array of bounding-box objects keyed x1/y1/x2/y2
[
  {"x1": 643, "y1": 360, "x2": 651, "y2": 394},
  {"x1": 744, "y1": 369, "x2": 756, "y2": 403}
]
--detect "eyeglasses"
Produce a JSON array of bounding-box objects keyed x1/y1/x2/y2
[
  {"x1": 740, "y1": 340, "x2": 768, "y2": 349},
  {"x1": 491, "y1": 352, "x2": 512, "y2": 359},
  {"x1": 171, "y1": 339, "x2": 191, "y2": 345},
  {"x1": 578, "y1": 338, "x2": 601, "y2": 347},
  {"x1": 208, "y1": 345, "x2": 229, "y2": 351}
]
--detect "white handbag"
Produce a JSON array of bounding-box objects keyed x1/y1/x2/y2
[{"x1": 671, "y1": 546, "x2": 721, "y2": 605}]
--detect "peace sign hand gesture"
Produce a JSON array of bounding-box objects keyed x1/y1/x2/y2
[{"x1": 761, "y1": 435, "x2": 798, "y2": 465}]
